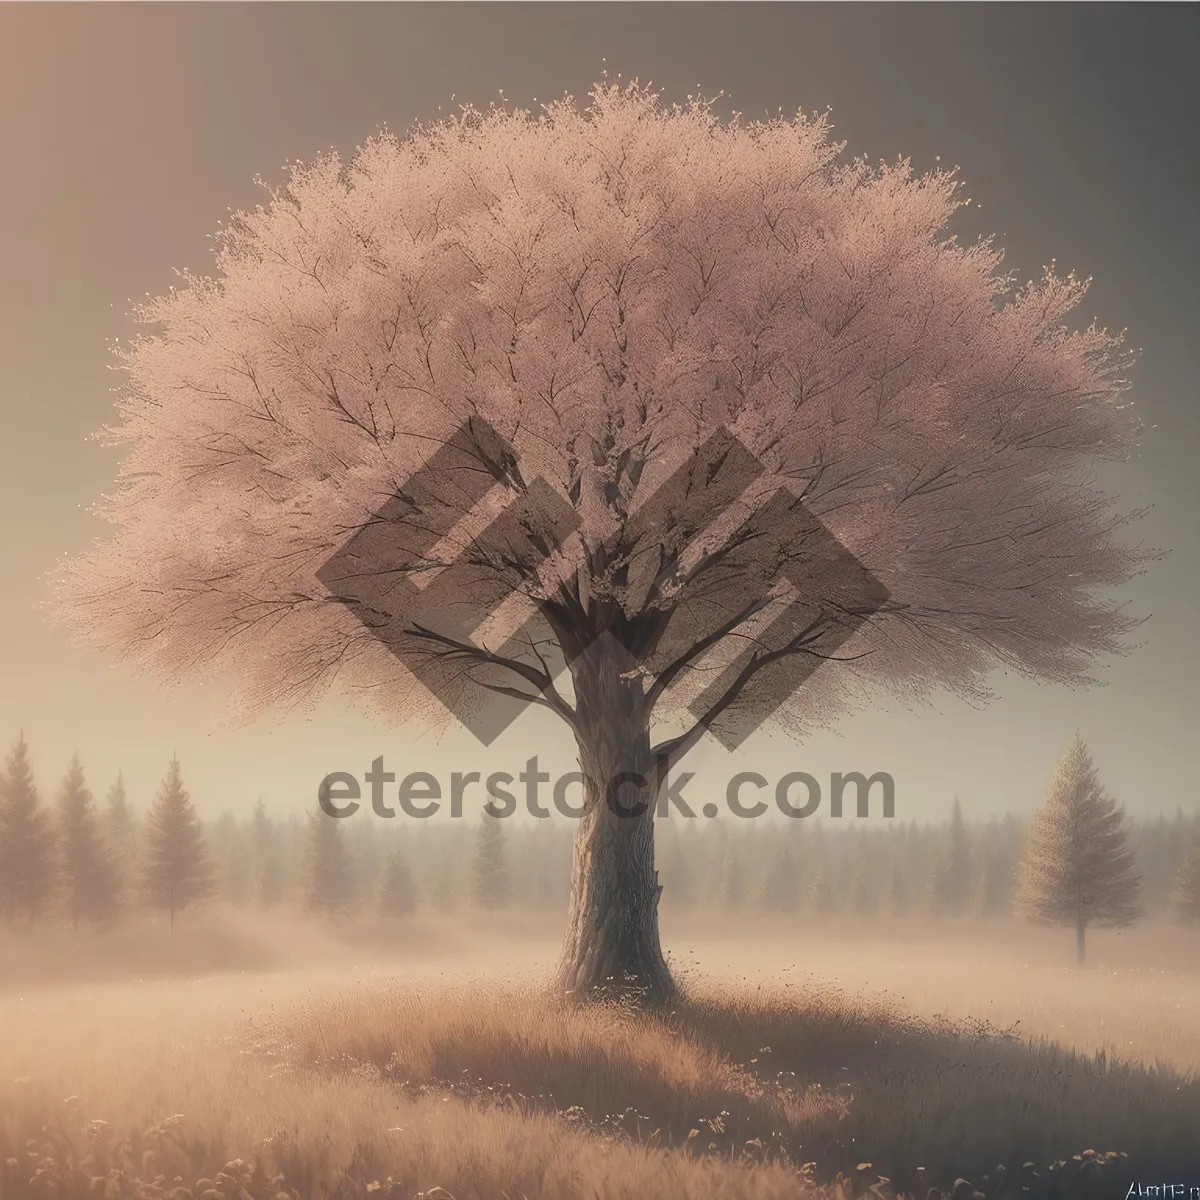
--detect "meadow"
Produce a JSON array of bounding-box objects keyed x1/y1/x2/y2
[{"x1": 1, "y1": 909, "x2": 1197, "y2": 1199}]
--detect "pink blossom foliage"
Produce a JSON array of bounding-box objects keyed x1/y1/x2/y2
[{"x1": 53, "y1": 81, "x2": 1150, "y2": 745}]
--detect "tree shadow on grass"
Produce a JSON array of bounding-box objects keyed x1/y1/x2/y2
[{"x1": 671, "y1": 978, "x2": 1200, "y2": 1194}]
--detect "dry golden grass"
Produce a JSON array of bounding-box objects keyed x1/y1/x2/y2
[
  {"x1": 1, "y1": 1075, "x2": 836, "y2": 1200},
  {"x1": 0, "y1": 914, "x2": 1196, "y2": 1198},
  {"x1": 275, "y1": 982, "x2": 846, "y2": 1155},
  {"x1": 0, "y1": 971, "x2": 835, "y2": 1200},
  {"x1": 273, "y1": 976, "x2": 1196, "y2": 1191}
]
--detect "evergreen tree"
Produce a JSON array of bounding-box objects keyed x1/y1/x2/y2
[
  {"x1": 431, "y1": 838, "x2": 462, "y2": 914},
  {"x1": 1013, "y1": 733, "x2": 1142, "y2": 963},
  {"x1": 210, "y1": 810, "x2": 252, "y2": 905},
  {"x1": 102, "y1": 771, "x2": 140, "y2": 900},
  {"x1": 1170, "y1": 840, "x2": 1200, "y2": 924},
  {"x1": 1135, "y1": 811, "x2": 1175, "y2": 914},
  {"x1": 142, "y1": 756, "x2": 215, "y2": 930},
  {"x1": 758, "y1": 844, "x2": 801, "y2": 913},
  {"x1": 672, "y1": 824, "x2": 698, "y2": 909},
  {"x1": 470, "y1": 814, "x2": 513, "y2": 912},
  {"x1": 973, "y1": 848, "x2": 1015, "y2": 916},
  {"x1": 283, "y1": 812, "x2": 303, "y2": 903},
  {"x1": 717, "y1": 834, "x2": 749, "y2": 913},
  {"x1": 258, "y1": 843, "x2": 285, "y2": 909},
  {"x1": 657, "y1": 821, "x2": 695, "y2": 911},
  {"x1": 929, "y1": 797, "x2": 972, "y2": 916},
  {"x1": 848, "y1": 831, "x2": 878, "y2": 917},
  {"x1": 56, "y1": 755, "x2": 118, "y2": 928},
  {"x1": 249, "y1": 798, "x2": 271, "y2": 888},
  {"x1": 1170, "y1": 807, "x2": 1188, "y2": 845},
  {"x1": 302, "y1": 804, "x2": 355, "y2": 919},
  {"x1": 851, "y1": 858, "x2": 878, "y2": 917},
  {"x1": 0, "y1": 734, "x2": 57, "y2": 923},
  {"x1": 250, "y1": 798, "x2": 271, "y2": 858},
  {"x1": 904, "y1": 819, "x2": 928, "y2": 892},
  {"x1": 886, "y1": 864, "x2": 910, "y2": 918},
  {"x1": 379, "y1": 843, "x2": 418, "y2": 918},
  {"x1": 530, "y1": 822, "x2": 571, "y2": 908},
  {"x1": 248, "y1": 798, "x2": 282, "y2": 907},
  {"x1": 1161, "y1": 807, "x2": 1192, "y2": 912},
  {"x1": 349, "y1": 818, "x2": 387, "y2": 902},
  {"x1": 810, "y1": 868, "x2": 839, "y2": 917}
]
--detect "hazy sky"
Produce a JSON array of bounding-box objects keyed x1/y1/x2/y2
[{"x1": 1, "y1": 3, "x2": 1197, "y2": 823}]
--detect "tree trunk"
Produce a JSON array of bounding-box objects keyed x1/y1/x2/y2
[
  {"x1": 559, "y1": 644, "x2": 674, "y2": 1005},
  {"x1": 1076, "y1": 916, "x2": 1086, "y2": 965}
]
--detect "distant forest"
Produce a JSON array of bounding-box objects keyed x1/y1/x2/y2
[{"x1": 1, "y1": 734, "x2": 1199, "y2": 929}]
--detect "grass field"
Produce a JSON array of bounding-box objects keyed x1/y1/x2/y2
[{"x1": 0, "y1": 910, "x2": 1197, "y2": 1199}]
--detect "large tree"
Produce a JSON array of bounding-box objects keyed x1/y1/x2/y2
[
  {"x1": 1013, "y1": 733, "x2": 1142, "y2": 963},
  {"x1": 55, "y1": 81, "x2": 1150, "y2": 1001}
]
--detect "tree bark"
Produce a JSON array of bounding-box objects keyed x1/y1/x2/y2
[{"x1": 558, "y1": 643, "x2": 674, "y2": 1005}]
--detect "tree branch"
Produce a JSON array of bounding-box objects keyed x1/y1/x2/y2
[
  {"x1": 474, "y1": 679, "x2": 565, "y2": 717},
  {"x1": 650, "y1": 614, "x2": 834, "y2": 783},
  {"x1": 645, "y1": 595, "x2": 774, "y2": 712},
  {"x1": 408, "y1": 622, "x2": 577, "y2": 730}
]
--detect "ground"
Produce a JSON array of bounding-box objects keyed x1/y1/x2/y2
[{"x1": 0, "y1": 910, "x2": 1196, "y2": 1198}]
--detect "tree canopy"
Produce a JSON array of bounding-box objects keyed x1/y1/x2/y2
[{"x1": 55, "y1": 80, "x2": 1149, "y2": 756}]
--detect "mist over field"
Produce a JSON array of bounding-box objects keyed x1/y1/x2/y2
[
  {"x1": 3, "y1": 790, "x2": 1200, "y2": 1198},
  {"x1": 2, "y1": 910, "x2": 1199, "y2": 1197}
]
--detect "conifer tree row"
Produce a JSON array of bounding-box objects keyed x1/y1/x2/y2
[{"x1": 2, "y1": 730, "x2": 1197, "y2": 953}]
